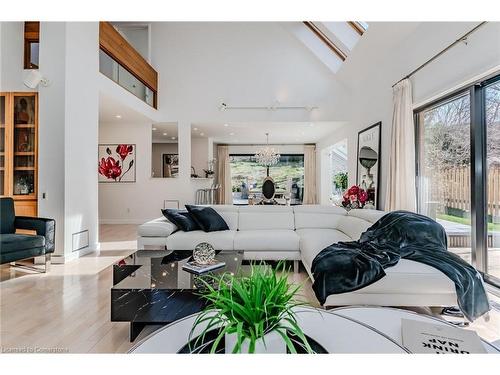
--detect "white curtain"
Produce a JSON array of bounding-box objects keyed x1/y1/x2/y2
[
  {"x1": 216, "y1": 145, "x2": 233, "y2": 204},
  {"x1": 303, "y1": 145, "x2": 318, "y2": 204},
  {"x1": 385, "y1": 78, "x2": 417, "y2": 212}
]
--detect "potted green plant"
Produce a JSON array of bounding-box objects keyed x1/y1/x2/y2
[{"x1": 189, "y1": 263, "x2": 313, "y2": 354}]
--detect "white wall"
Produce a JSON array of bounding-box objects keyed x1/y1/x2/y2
[
  {"x1": 38, "y1": 22, "x2": 66, "y2": 257},
  {"x1": 318, "y1": 22, "x2": 500, "y2": 209},
  {"x1": 62, "y1": 22, "x2": 99, "y2": 258},
  {"x1": 98, "y1": 22, "x2": 346, "y2": 223},
  {"x1": 0, "y1": 22, "x2": 37, "y2": 92}
]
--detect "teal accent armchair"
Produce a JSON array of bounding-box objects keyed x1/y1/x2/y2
[{"x1": 0, "y1": 197, "x2": 55, "y2": 272}]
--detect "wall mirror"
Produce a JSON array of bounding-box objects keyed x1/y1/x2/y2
[{"x1": 151, "y1": 122, "x2": 179, "y2": 178}]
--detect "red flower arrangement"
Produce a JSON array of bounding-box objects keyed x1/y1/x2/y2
[
  {"x1": 342, "y1": 185, "x2": 368, "y2": 211},
  {"x1": 98, "y1": 144, "x2": 135, "y2": 182}
]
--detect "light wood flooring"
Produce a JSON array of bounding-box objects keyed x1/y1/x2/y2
[{"x1": 0, "y1": 224, "x2": 499, "y2": 353}]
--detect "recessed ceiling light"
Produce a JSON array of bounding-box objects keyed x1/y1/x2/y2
[
  {"x1": 115, "y1": 115, "x2": 122, "y2": 119},
  {"x1": 171, "y1": 136, "x2": 176, "y2": 140},
  {"x1": 200, "y1": 133, "x2": 205, "y2": 136},
  {"x1": 163, "y1": 132, "x2": 168, "y2": 136},
  {"x1": 224, "y1": 124, "x2": 229, "y2": 127},
  {"x1": 229, "y1": 132, "x2": 235, "y2": 136},
  {"x1": 309, "y1": 123, "x2": 314, "y2": 127},
  {"x1": 193, "y1": 127, "x2": 198, "y2": 131},
  {"x1": 152, "y1": 127, "x2": 157, "y2": 131}
]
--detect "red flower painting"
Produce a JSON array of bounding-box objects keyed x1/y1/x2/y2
[
  {"x1": 98, "y1": 157, "x2": 122, "y2": 180},
  {"x1": 116, "y1": 144, "x2": 134, "y2": 161},
  {"x1": 98, "y1": 144, "x2": 135, "y2": 182}
]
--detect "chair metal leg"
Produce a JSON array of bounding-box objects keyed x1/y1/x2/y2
[
  {"x1": 45, "y1": 253, "x2": 51, "y2": 273},
  {"x1": 9, "y1": 254, "x2": 51, "y2": 273},
  {"x1": 293, "y1": 260, "x2": 299, "y2": 274}
]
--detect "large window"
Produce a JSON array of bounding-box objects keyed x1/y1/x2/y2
[
  {"x1": 229, "y1": 154, "x2": 304, "y2": 205},
  {"x1": 485, "y1": 80, "x2": 500, "y2": 280},
  {"x1": 416, "y1": 74, "x2": 500, "y2": 285}
]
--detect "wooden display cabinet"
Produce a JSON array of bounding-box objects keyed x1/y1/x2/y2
[{"x1": 0, "y1": 92, "x2": 38, "y2": 216}]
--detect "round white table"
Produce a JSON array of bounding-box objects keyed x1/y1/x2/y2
[{"x1": 129, "y1": 306, "x2": 499, "y2": 353}]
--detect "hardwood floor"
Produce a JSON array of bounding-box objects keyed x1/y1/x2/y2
[{"x1": 1, "y1": 224, "x2": 499, "y2": 353}]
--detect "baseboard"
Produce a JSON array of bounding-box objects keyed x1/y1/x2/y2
[{"x1": 46, "y1": 242, "x2": 100, "y2": 264}]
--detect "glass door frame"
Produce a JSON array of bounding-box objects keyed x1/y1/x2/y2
[{"x1": 414, "y1": 72, "x2": 500, "y2": 287}]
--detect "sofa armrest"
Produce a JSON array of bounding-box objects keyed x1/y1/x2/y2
[
  {"x1": 14, "y1": 216, "x2": 56, "y2": 254},
  {"x1": 138, "y1": 217, "x2": 177, "y2": 238}
]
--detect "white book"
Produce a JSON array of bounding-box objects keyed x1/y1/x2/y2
[
  {"x1": 182, "y1": 260, "x2": 226, "y2": 275},
  {"x1": 401, "y1": 318, "x2": 486, "y2": 354}
]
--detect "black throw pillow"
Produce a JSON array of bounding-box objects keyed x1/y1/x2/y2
[
  {"x1": 185, "y1": 205, "x2": 229, "y2": 232},
  {"x1": 161, "y1": 209, "x2": 200, "y2": 232}
]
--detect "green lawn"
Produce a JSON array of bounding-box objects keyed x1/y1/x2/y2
[{"x1": 437, "y1": 214, "x2": 500, "y2": 232}]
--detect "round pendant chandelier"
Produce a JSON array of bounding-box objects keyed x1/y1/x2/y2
[{"x1": 254, "y1": 133, "x2": 280, "y2": 167}]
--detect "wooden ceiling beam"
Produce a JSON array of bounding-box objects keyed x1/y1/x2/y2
[
  {"x1": 348, "y1": 21, "x2": 365, "y2": 36},
  {"x1": 303, "y1": 21, "x2": 347, "y2": 61}
]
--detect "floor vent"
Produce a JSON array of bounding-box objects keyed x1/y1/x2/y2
[{"x1": 72, "y1": 230, "x2": 89, "y2": 252}]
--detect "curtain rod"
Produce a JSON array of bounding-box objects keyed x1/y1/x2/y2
[{"x1": 392, "y1": 22, "x2": 487, "y2": 88}]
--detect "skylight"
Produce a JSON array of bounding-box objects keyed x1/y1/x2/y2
[{"x1": 289, "y1": 21, "x2": 369, "y2": 73}]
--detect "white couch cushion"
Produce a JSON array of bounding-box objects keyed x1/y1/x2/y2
[
  {"x1": 348, "y1": 209, "x2": 386, "y2": 224},
  {"x1": 234, "y1": 230, "x2": 299, "y2": 251},
  {"x1": 293, "y1": 205, "x2": 347, "y2": 230},
  {"x1": 166, "y1": 230, "x2": 236, "y2": 251},
  {"x1": 238, "y1": 206, "x2": 295, "y2": 230},
  {"x1": 210, "y1": 205, "x2": 239, "y2": 230},
  {"x1": 138, "y1": 217, "x2": 177, "y2": 237},
  {"x1": 336, "y1": 216, "x2": 374, "y2": 241},
  {"x1": 297, "y1": 228, "x2": 352, "y2": 269},
  {"x1": 350, "y1": 259, "x2": 455, "y2": 294}
]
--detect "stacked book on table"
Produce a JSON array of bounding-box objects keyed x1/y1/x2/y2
[{"x1": 182, "y1": 260, "x2": 226, "y2": 275}]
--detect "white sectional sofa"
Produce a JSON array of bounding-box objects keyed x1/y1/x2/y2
[{"x1": 137, "y1": 205, "x2": 457, "y2": 307}]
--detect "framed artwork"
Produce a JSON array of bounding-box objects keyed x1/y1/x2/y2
[
  {"x1": 98, "y1": 144, "x2": 136, "y2": 183},
  {"x1": 356, "y1": 122, "x2": 381, "y2": 209},
  {"x1": 162, "y1": 153, "x2": 179, "y2": 177}
]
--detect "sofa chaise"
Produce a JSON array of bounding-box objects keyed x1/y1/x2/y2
[{"x1": 137, "y1": 205, "x2": 457, "y2": 308}]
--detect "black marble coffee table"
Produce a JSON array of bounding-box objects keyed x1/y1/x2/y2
[{"x1": 111, "y1": 249, "x2": 244, "y2": 341}]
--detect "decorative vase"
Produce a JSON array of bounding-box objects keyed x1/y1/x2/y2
[
  {"x1": 193, "y1": 242, "x2": 215, "y2": 264},
  {"x1": 225, "y1": 330, "x2": 286, "y2": 353}
]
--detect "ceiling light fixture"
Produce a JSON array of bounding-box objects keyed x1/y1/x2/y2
[
  {"x1": 200, "y1": 133, "x2": 205, "y2": 136},
  {"x1": 193, "y1": 127, "x2": 198, "y2": 131},
  {"x1": 224, "y1": 124, "x2": 229, "y2": 127},
  {"x1": 115, "y1": 115, "x2": 122, "y2": 119},
  {"x1": 152, "y1": 127, "x2": 157, "y2": 131},
  {"x1": 218, "y1": 101, "x2": 318, "y2": 112},
  {"x1": 254, "y1": 133, "x2": 280, "y2": 167},
  {"x1": 229, "y1": 132, "x2": 235, "y2": 136},
  {"x1": 171, "y1": 136, "x2": 176, "y2": 140},
  {"x1": 163, "y1": 132, "x2": 167, "y2": 136}
]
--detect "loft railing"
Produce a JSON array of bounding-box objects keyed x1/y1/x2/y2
[{"x1": 99, "y1": 22, "x2": 158, "y2": 108}]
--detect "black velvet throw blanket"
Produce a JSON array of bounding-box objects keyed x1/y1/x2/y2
[{"x1": 311, "y1": 211, "x2": 490, "y2": 321}]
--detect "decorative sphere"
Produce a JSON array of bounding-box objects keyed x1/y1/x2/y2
[{"x1": 193, "y1": 242, "x2": 215, "y2": 264}]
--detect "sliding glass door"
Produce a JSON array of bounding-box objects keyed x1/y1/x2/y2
[
  {"x1": 485, "y1": 79, "x2": 500, "y2": 281},
  {"x1": 416, "y1": 93, "x2": 472, "y2": 265},
  {"x1": 416, "y1": 73, "x2": 500, "y2": 286}
]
